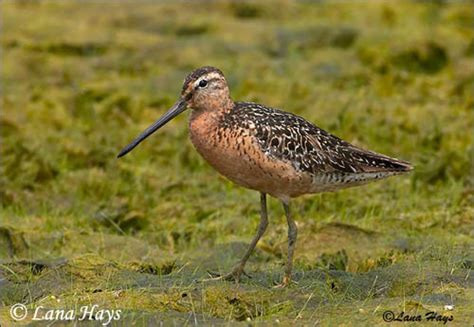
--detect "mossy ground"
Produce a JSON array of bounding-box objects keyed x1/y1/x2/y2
[{"x1": 1, "y1": 1, "x2": 473, "y2": 326}]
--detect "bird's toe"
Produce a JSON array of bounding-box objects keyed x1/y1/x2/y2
[
  {"x1": 273, "y1": 275, "x2": 297, "y2": 288},
  {"x1": 202, "y1": 267, "x2": 250, "y2": 283}
]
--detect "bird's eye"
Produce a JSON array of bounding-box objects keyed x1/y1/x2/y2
[{"x1": 199, "y1": 79, "x2": 208, "y2": 88}]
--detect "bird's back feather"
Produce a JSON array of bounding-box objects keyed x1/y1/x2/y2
[{"x1": 221, "y1": 102, "x2": 412, "y2": 177}]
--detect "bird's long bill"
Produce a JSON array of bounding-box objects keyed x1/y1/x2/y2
[{"x1": 117, "y1": 99, "x2": 187, "y2": 158}]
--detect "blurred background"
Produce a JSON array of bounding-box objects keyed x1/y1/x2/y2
[{"x1": 1, "y1": 1, "x2": 473, "y2": 325}]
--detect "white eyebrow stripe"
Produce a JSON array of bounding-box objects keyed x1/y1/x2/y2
[{"x1": 194, "y1": 72, "x2": 223, "y2": 86}]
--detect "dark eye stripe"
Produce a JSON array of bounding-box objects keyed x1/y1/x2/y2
[
  {"x1": 194, "y1": 78, "x2": 220, "y2": 90},
  {"x1": 184, "y1": 92, "x2": 193, "y2": 101}
]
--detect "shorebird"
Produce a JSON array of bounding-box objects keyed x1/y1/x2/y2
[{"x1": 118, "y1": 66, "x2": 412, "y2": 287}]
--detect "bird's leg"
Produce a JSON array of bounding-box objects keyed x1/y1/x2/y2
[
  {"x1": 205, "y1": 192, "x2": 268, "y2": 283},
  {"x1": 275, "y1": 200, "x2": 298, "y2": 288}
]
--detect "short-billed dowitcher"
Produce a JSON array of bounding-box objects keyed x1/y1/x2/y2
[{"x1": 118, "y1": 66, "x2": 412, "y2": 287}]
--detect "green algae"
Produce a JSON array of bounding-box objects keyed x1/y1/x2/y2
[{"x1": 1, "y1": 1, "x2": 473, "y2": 325}]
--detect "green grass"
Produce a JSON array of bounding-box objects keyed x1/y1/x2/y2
[{"x1": 1, "y1": 1, "x2": 473, "y2": 325}]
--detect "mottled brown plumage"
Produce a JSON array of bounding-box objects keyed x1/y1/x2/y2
[{"x1": 118, "y1": 66, "x2": 412, "y2": 287}]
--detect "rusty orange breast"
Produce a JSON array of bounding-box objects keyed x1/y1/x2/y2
[{"x1": 188, "y1": 110, "x2": 313, "y2": 201}]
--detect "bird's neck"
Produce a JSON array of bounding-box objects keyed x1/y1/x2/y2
[
  {"x1": 189, "y1": 99, "x2": 234, "y2": 149},
  {"x1": 190, "y1": 96, "x2": 234, "y2": 121}
]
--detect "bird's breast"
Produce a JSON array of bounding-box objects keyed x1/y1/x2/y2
[{"x1": 188, "y1": 111, "x2": 313, "y2": 200}]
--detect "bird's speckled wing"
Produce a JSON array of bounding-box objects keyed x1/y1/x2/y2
[{"x1": 221, "y1": 102, "x2": 412, "y2": 175}]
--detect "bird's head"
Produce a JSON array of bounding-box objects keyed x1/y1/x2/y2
[
  {"x1": 117, "y1": 66, "x2": 230, "y2": 158},
  {"x1": 181, "y1": 66, "x2": 231, "y2": 111}
]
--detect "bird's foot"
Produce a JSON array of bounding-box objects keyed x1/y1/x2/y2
[
  {"x1": 202, "y1": 266, "x2": 251, "y2": 283},
  {"x1": 273, "y1": 275, "x2": 296, "y2": 288}
]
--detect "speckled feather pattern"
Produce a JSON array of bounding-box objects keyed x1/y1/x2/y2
[{"x1": 219, "y1": 102, "x2": 412, "y2": 178}]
